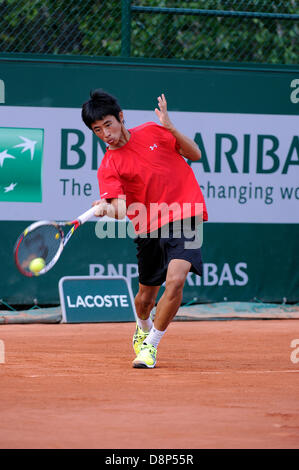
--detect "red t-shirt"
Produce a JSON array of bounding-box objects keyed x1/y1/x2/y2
[{"x1": 97, "y1": 122, "x2": 208, "y2": 234}]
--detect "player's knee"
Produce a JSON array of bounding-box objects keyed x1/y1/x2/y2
[
  {"x1": 135, "y1": 291, "x2": 156, "y2": 313},
  {"x1": 165, "y1": 275, "x2": 185, "y2": 297}
]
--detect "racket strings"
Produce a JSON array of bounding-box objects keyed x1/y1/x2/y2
[{"x1": 16, "y1": 224, "x2": 62, "y2": 272}]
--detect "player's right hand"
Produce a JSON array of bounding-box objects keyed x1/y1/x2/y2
[
  {"x1": 92, "y1": 200, "x2": 108, "y2": 217},
  {"x1": 92, "y1": 198, "x2": 126, "y2": 219}
]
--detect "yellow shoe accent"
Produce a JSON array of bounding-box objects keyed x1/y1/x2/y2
[
  {"x1": 132, "y1": 343, "x2": 157, "y2": 369},
  {"x1": 132, "y1": 324, "x2": 149, "y2": 356}
]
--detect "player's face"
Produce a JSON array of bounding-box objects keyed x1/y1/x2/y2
[{"x1": 91, "y1": 113, "x2": 123, "y2": 147}]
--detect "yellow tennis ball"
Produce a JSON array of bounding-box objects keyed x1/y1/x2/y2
[
  {"x1": 55, "y1": 233, "x2": 60, "y2": 240},
  {"x1": 29, "y1": 257, "x2": 45, "y2": 274}
]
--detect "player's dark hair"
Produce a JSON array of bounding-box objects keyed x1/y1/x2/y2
[{"x1": 81, "y1": 89, "x2": 122, "y2": 129}]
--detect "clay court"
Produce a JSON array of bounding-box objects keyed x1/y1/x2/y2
[{"x1": 1, "y1": 318, "x2": 299, "y2": 449}]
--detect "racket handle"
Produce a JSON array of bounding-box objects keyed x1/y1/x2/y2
[{"x1": 77, "y1": 206, "x2": 96, "y2": 225}]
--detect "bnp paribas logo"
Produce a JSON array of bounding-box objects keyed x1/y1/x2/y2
[{"x1": 0, "y1": 127, "x2": 44, "y2": 202}]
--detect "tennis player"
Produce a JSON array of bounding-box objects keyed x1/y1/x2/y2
[{"x1": 81, "y1": 90, "x2": 208, "y2": 368}]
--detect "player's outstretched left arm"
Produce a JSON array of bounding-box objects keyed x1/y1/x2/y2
[{"x1": 155, "y1": 93, "x2": 201, "y2": 161}]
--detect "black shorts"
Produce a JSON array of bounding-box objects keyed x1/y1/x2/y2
[{"x1": 134, "y1": 217, "x2": 203, "y2": 286}]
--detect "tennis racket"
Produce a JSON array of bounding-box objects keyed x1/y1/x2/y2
[{"x1": 14, "y1": 206, "x2": 96, "y2": 277}]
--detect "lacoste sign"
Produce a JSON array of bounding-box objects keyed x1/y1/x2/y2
[
  {"x1": 0, "y1": 127, "x2": 44, "y2": 202},
  {"x1": 59, "y1": 276, "x2": 137, "y2": 323}
]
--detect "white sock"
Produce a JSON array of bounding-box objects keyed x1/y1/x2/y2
[
  {"x1": 144, "y1": 326, "x2": 165, "y2": 349},
  {"x1": 137, "y1": 316, "x2": 153, "y2": 333}
]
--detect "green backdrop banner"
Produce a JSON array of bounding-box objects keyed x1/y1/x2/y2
[
  {"x1": 1, "y1": 221, "x2": 298, "y2": 305},
  {"x1": 0, "y1": 55, "x2": 298, "y2": 114}
]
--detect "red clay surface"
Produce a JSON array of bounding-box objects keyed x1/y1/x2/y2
[{"x1": 0, "y1": 319, "x2": 299, "y2": 449}]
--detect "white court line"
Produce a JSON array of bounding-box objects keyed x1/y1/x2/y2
[
  {"x1": 200, "y1": 370, "x2": 299, "y2": 374},
  {"x1": 21, "y1": 370, "x2": 299, "y2": 377}
]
